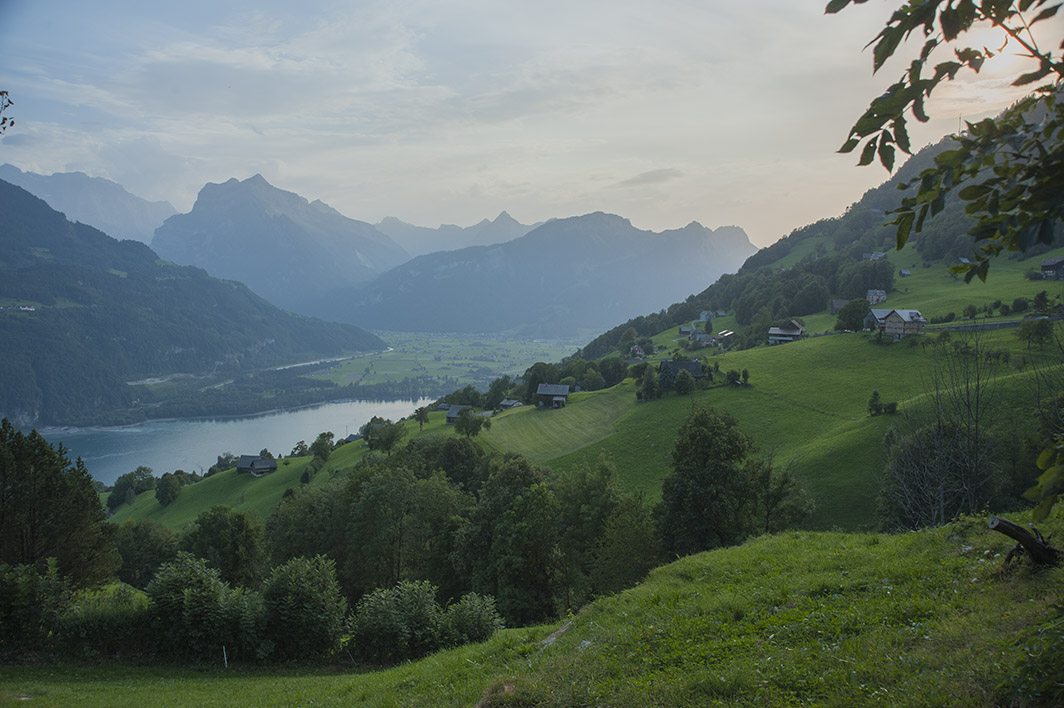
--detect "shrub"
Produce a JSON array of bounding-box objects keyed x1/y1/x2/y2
[
  {"x1": 351, "y1": 580, "x2": 444, "y2": 664},
  {"x1": 442, "y1": 593, "x2": 504, "y2": 646},
  {"x1": 57, "y1": 585, "x2": 153, "y2": 659},
  {"x1": 262, "y1": 556, "x2": 347, "y2": 660},
  {"x1": 0, "y1": 560, "x2": 71, "y2": 655},
  {"x1": 146, "y1": 552, "x2": 263, "y2": 662},
  {"x1": 1002, "y1": 602, "x2": 1064, "y2": 706}
]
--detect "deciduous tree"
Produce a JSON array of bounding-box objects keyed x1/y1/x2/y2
[{"x1": 831, "y1": 0, "x2": 1064, "y2": 280}]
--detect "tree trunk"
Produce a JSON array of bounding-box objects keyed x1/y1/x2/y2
[{"x1": 988, "y1": 516, "x2": 1060, "y2": 567}]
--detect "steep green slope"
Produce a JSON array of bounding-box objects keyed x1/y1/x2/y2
[{"x1": 5, "y1": 513, "x2": 1060, "y2": 707}]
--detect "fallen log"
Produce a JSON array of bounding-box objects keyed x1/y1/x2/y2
[{"x1": 988, "y1": 516, "x2": 1060, "y2": 567}]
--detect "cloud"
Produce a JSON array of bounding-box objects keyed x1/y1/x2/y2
[{"x1": 612, "y1": 168, "x2": 684, "y2": 189}]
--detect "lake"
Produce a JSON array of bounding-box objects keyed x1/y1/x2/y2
[{"x1": 39, "y1": 398, "x2": 434, "y2": 486}]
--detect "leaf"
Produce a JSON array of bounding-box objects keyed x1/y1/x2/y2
[
  {"x1": 825, "y1": 0, "x2": 852, "y2": 13},
  {"x1": 893, "y1": 211, "x2": 915, "y2": 247},
  {"x1": 859, "y1": 137, "x2": 879, "y2": 166},
  {"x1": 878, "y1": 140, "x2": 896, "y2": 171},
  {"x1": 940, "y1": 7, "x2": 961, "y2": 40},
  {"x1": 873, "y1": 27, "x2": 904, "y2": 72},
  {"x1": 913, "y1": 96, "x2": 929, "y2": 122},
  {"x1": 839, "y1": 137, "x2": 861, "y2": 153},
  {"x1": 1031, "y1": 4, "x2": 1061, "y2": 23},
  {"x1": 892, "y1": 115, "x2": 911, "y2": 153},
  {"x1": 1014, "y1": 63, "x2": 1053, "y2": 86}
]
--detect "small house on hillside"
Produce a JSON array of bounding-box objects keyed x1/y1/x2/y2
[
  {"x1": 866, "y1": 289, "x2": 887, "y2": 304},
  {"x1": 699, "y1": 310, "x2": 713, "y2": 322},
  {"x1": 445, "y1": 405, "x2": 468, "y2": 424},
  {"x1": 679, "y1": 326, "x2": 694, "y2": 337},
  {"x1": 237, "y1": 455, "x2": 276, "y2": 475},
  {"x1": 899, "y1": 269, "x2": 911, "y2": 277},
  {"x1": 659, "y1": 360, "x2": 703, "y2": 392},
  {"x1": 884, "y1": 309, "x2": 927, "y2": 338},
  {"x1": 536, "y1": 383, "x2": 571, "y2": 409},
  {"x1": 767, "y1": 320, "x2": 807, "y2": 345},
  {"x1": 499, "y1": 398, "x2": 523, "y2": 409},
  {"x1": 863, "y1": 252, "x2": 887, "y2": 261},
  {"x1": 1041, "y1": 256, "x2": 1064, "y2": 279},
  {"x1": 863, "y1": 308, "x2": 892, "y2": 331}
]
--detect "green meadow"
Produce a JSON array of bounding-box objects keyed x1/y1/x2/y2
[
  {"x1": 316, "y1": 332, "x2": 577, "y2": 388},
  {"x1": 5, "y1": 512, "x2": 1060, "y2": 707}
]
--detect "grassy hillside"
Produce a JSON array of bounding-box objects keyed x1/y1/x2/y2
[{"x1": 5, "y1": 512, "x2": 1060, "y2": 707}]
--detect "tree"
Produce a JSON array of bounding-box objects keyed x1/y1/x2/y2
[
  {"x1": 108, "y1": 465, "x2": 156, "y2": 511},
  {"x1": 673, "y1": 369, "x2": 695, "y2": 395},
  {"x1": 640, "y1": 366, "x2": 661, "y2": 400},
  {"x1": 309, "y1": 431, "x2": 335, "y2": 461},
  {"x1": 290, "y1": 440, "x2": 309, "y2": 457},
  {"x1": 1034, "y1": 289, "x2": 1051, "y2": 312},
  {"x1": 553, "y1": 457, "x2": 621, "y2": 610},
  {"x1": 658, "y1": 407, "x2": 755, "y2": 556},
  {"x1": 741, "y1": 368, "x2": 750, "y2": 385},
  {"x1": 831, "y1": 0, "x2": 1064, "y2": 281},
  {"x1": 749, "y1": 458, "x2": 815, "y2": 534},
  {"x1": 835, "y1": 298, "x2": 872, "y2": 331},
  {"x1": 115, "y1": 519, "x2": 177, "y2": 589},
  {"x1": 454, "y1": 407, "x2": 491, "y2": 438},
  {"x1": 361, "y1": 417, "x2": 407, "y2": 453},
  {"x1": 262, "y1": 555, "x2": 347, "y2": 660},
  {"x1": 868, "y1": 389, "x2": 883, "y2": 416},
  {"x1": 155, "y1": 472, "x2": 182, "y2": 507},
  {"x1": 414, "y1": 406, "x2": 431, "y2": 431},
  {"x1": 879, "y1": 334, "x2": 1004, "y2": 528},
  {"x1": 0, "y1": 419, "x2": 119, "y2": 586},
  {"x1": 590, "y1": 492, "x2": 660, "y2": 596},
  {"x1": 1017, "y1": 318, "x2": 1054, "y2": 350},
  {"x1": 180, "y1": 505, "x2": 266, "y2": 587}
]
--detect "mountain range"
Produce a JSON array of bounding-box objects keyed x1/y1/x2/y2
[
  {"x1": 0, "y1": 179, "x2": 384, "y2": 427},
  {"x1": 375, "y1": 211, "x2": 541, "y2": 257},
  {"x1": 343, "y1": 213, "x2": 756, "y2": 336},
  {"x1": 0, "y1": 163, "x2": 177, "y2": 244}
]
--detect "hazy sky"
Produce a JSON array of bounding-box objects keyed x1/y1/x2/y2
[{"x1": 1, "y1": 1, "x2": 1056, "y2": 246}]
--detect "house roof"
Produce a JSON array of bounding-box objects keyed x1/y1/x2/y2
[
  {"x1": 1041, "y1": 256, "x2": 1064, "y2": 268},
  {"x1": 768, "y1": 319, "x2": 805, "y2": 336},
  {"x1": 536, "y1": 383, "x2": 571, "y2": 397},
  {"x1": 251, "y1": 458, "x2": 277, "y2": 472},
  {"x1": 888, "y1": 309, "x2": 926, "y2": 323},
  {"x1": 499, "y1": 398, "x2": 523, "y2": 407},
  {"x1": 446, "y1": 405, "x2": 468, "y2": 419},
  {"x1": 660, "y1": 360, "x2": 703, "y2": 377},
  {"x1": 236, "y1": 455, "x2": 258, "y2": 470},
  {"x1": 866, "y1": 308, "x2": 892, "y2": 322}
]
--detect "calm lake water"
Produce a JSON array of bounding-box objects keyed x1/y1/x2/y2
[{"x1": 39, "y1": 398, "x2": 433, "y2": 486}]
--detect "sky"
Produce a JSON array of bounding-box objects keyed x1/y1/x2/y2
[{"x1": 1, "y1": 1, "x2": 1057, "y2": 247}]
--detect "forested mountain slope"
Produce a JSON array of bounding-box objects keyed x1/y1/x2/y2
[
  {"x1": 346, "y1": 212, "x2": 756, "y2": 336},
  {"x1": 0, "y1": 180, "x2": 385, "y2": 427}
]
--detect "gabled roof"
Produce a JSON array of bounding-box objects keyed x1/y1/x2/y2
[
  {"x1": 499, "y1": 398, "x2": 523, "y2": 408},
  {"x1": 1041, "y1": 256, "x2": 1064, "y2": 268},
  {"x1": 236, "y1": 454, "x2": 259, "y2": 470},
  {"x1": 887, "y1": 309, "x2": 926, "y2": 323},
  {"x1": 536, "y1": 383, "x2": 571, "y2": 397},
  {"x1": 866, "y1": 308, "x2": 892, "y2": 322},
  {"x1": 660, "y1": 360, "x2": 703, "y2": 377},
  {"x1": 446, "y1": 404, "x2": 468, "y2": 419},
  {"x1": 768, "y1": 319, "x2": 805, "y2": 336},
  {"x1": 250, "y1": 457, "x2": 277, "y2": 472}
]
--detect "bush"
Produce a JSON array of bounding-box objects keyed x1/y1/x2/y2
[
  {"x1": 146, "y1": 552, "x2": 263, "y2": 663},
  {"x1": 0, "y1": 560, "x2": 71, "y2": 655},
  {"x1": 351, "y1": 580, "x2": 444, "y2": 664},
  {"x1": 1002, "y1": 602, "x2": 1064, "y2": 706},
  {"x1": 57, "y1": 585, "x2": 153, "y2": 659},
  {"x1": 442, "y1": 593, "x2": 504, "y2": 646},
  {"x1": 262, "y1": 556, "x2": 348, "y2": 660}
]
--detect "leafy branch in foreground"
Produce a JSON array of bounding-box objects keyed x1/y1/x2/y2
[{"x1": 829, "y1": 0, "x2": 1064, "y2": 281}]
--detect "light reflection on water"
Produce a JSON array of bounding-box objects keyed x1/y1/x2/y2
[{"x1": 38, "y1": 398, "x2": 433, "y2": 486}]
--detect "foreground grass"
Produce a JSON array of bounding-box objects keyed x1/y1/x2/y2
[{"x1": 3, "y1": 512, "x2": 1060, "y2": 707}]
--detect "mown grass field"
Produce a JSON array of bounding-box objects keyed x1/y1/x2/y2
[{"x1": 4, "y1": 512, "x2": 1060, "y2": 707}]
